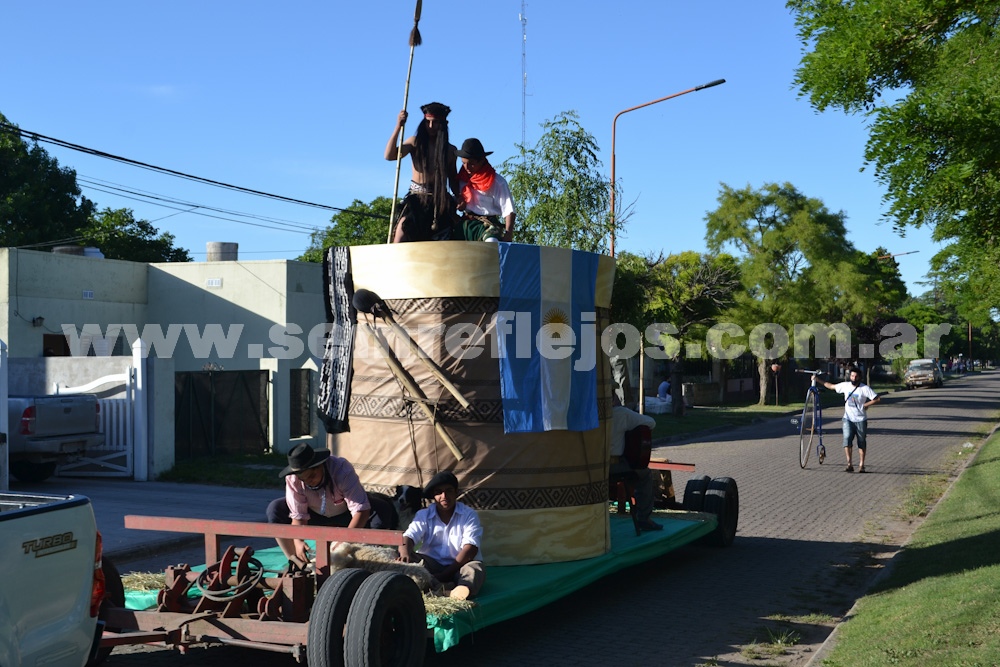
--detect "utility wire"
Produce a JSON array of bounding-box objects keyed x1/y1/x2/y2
[{"x1": 1, "y1": 122, "x2": 388, "y2": 221}]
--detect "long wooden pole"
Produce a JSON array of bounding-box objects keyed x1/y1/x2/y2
[
  {"x1": 360, "y1": 323, "x2": 464, "y2": 461},
  {"x1": 387, "y1": 0, "x2": 423, "y2": 243}
]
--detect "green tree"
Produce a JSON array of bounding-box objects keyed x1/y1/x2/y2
[
  {"x1": 501, "y1": 111, "x2": 623, "y2": 251},
  {"x1": 611, "y1": 249, "x2": 739, "y2": 413},
  {"x1": 81, "y1": 208, "x2": 191, "y2": 262},
  {"x1": 789, "y1": 1, "x2": 1000, "y2": 245},
  {"x1": 706, "y1": 182, "x2": 858, "y2": 404},
  {"x1": 299, "y1": 197, "x2": 392, "y2": 262},
  {"x1": 1, "y1": 113, "x2": 94, "y2": 247}
]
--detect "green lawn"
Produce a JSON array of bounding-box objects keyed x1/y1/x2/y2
[{"x1": 818, "y1": 430, "x2": 1000, "y2": 666}]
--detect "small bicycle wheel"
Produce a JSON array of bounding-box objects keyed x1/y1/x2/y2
[{"x1": 799, "y1": 392, "x2": 817, "y2": 468}]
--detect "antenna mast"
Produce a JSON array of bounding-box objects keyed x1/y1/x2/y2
[{"x1": 519, "y1": 2, "x2": 528, "y2": 148}]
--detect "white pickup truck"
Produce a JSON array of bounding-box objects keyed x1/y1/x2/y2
[
  {"x1": 0, "y1": 491, "x2": 118, "y2": 667},
  {"x1": 7, "y1": 394, "x2": 105, "y2": 482}
]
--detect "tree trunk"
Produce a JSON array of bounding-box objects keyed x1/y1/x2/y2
[{"x1": 757, "y1": 356, "x2": 768, "y2": 406}]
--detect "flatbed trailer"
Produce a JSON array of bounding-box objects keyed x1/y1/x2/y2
[{"x1": 96, "y1": 466, "x2": 738, "y2": 665}]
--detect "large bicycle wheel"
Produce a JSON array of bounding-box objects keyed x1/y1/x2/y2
[{"x1": 799, "y1": 392, "x2": 817, "y2": 468}]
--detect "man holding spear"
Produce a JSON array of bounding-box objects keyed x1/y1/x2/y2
[{"x1": 384, "y1": 103, "x2": 459, "y2": 242}]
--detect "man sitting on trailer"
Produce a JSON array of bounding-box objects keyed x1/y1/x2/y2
[
  {"x1": 266, "y1": 443, "x2": 396, "y2": 564},
  {"x1": 396, "y1": 471, "x2": 485, "y2": 600},
  {"x1": 610, "y1": 399, "x2": 663, "y2": 532}
]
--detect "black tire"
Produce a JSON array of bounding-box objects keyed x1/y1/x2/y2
[
  {"x1": 702, "y1": 477, "x2": 739, "y2": 548},
  {"x1": 10, "y1": 460, "x2": 57, "y2": 483},
  {"x1": 344, "y1": 571, "x2": 426, "y2": 667},
  {"x1": 88, "y1": 558, "x2": 125, "y2": 666},
  {"x1": 307, "y1": 569, "x2": 371, "y2": 667},
  {"x1": 799, "y1": 392, "x2": 817, "y2": 469},
  {"x1": 682, "y1": 475, "x2": 711, "y2": 512}
]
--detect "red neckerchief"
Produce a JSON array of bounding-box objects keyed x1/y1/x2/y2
[{"x1": 459, "y1": 162, "x2": 497, "y2": 204}]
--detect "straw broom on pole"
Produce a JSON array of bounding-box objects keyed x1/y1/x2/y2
[{"x1": 387, "y1": 0, "x2": 423, "y2": 243}]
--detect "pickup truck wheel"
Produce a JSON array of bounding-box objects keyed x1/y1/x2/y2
[
  {"x1": 306, "y1": 568, "x2": 370, "y2": 667},
  {"x1": 10, "y1": 461, "x2": 57, "y2": 483},
  {"x1": 701, "y1": 477, "x2": 739, "y2": 548},
  {"x1": 344, "y1": 571, "x2": 425, "y2": 667},
  {"x1": 682, "y1": 475, "x2": 711, "y2": 511},
  {"x1": 89, "y1": 558, "x2": 125, "y2": 666}
]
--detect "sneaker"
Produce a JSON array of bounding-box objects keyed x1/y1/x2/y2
[
  {"x1": 637, "y1": 519, "x2": 664, "y2": 532},
  {"x1": 845, "y1": 465, "x2": 854, "y2": 472},
  {"x1": 449, "y1": 585, "x2": 471, "y2": 600}
]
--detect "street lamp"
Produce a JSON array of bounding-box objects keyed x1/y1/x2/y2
[{"x1": 609, "y1": 78, "x2": 726, "y2": 257}]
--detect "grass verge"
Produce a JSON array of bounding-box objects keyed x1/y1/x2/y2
[{"x1": 819, "y1": 430, "x2": 1000, "y2": 666}]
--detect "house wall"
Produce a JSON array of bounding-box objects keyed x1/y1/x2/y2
[{"x1": 1, "y1": 249, "x2": 325, "y2": 475}]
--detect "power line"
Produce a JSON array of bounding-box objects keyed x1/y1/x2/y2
[{"x1": 0, "y1": 122, "x2": 384, "y2": 219}]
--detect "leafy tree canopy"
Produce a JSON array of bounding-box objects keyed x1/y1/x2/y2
[
  {"x1": 1, "y1": 113, "x2": 93, "y2": 247},
  {"x1": 501, "y1": 111, "x2": 623, "y2": 251},
  {"x1": 298, "y1": 196, "x2": 392, "y2": 262},
  {"x1": 789, "y1": 0, "x2": 1000, "y2": 245},
  {"x1": 2, "y1": 112, "x2": 191, "y2": 262},
  {"x1": 81, "y1": 207, "x2": 191, "y2": 263}
]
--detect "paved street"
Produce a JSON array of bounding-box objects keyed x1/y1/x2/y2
[{"x1": 101, "y1": 371, "x2": 999, "y2": 667}]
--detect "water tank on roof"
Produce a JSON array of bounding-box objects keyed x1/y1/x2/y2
[
  {"x1": 206, "y1": 242, "x2": 238, "y2": 261},
  {"x1": 52, "y1": 245, "x2": 85, "y2": 256}
]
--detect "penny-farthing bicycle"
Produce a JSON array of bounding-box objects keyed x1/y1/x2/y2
[{"x1": 792, "y1": 369, "x2": 826, "y2": 468}]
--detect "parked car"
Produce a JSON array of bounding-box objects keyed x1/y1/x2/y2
[
  {"x1": 0, "y1": 491, "x2": 116, "y2": 667},
  {"x1": 904, "y1": 358, "x2": 944, "y2": 389},
  {"x1": 6, "y1": 394, "x2": 105, "y2": 482}
]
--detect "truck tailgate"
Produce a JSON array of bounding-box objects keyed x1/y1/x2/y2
[{"x1": 30, "y1": 395, "x2": 97, "y2": 437}]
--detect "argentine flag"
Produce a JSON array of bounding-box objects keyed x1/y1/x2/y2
[{"x1": 496, "y1": 244, "x2": 600, "y2": 433}]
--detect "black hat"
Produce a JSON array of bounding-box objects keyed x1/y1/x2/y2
[
  {"x1": 279, "y1": 443, "x2": 331, "y2": 478},
  {"x1": 423, "y1": 470, "x2": 459, "y2": 499},
  {"x1": 456, "y1": 138, "x2": 493, "y2": 159},
  {"x1": 420, "y1": 102, "x2": 451, "y2": 119}
]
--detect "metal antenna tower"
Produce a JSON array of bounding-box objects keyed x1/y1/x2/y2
[{"x1": 519, "y1": 2, "x2": 528, "y2": 149}]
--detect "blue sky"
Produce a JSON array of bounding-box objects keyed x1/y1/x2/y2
[{"x1": 3, "y1": 1, "x2": 940, "y2": 294}]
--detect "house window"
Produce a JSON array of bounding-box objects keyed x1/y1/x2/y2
[{"x1": 289, "y1": 369, "x2": 312, "y2": 438}]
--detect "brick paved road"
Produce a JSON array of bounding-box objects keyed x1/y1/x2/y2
[{"x1": 104, "y1": 371, "x2": 999, "y2": 667}]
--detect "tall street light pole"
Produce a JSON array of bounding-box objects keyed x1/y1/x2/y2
[{"x1": 609, "y1": 78, "x2": 726, "y2": 257}]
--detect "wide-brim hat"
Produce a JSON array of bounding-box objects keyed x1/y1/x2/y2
[
  {"x1": 456, "y1": 138, "x2": 493, "y2": 159},
  {"x1": 423, "y1": 470, "x2": 460, "y2": 499},
  {"x1": 279, "y1": 443, "x2": 331, "y2": 478}
]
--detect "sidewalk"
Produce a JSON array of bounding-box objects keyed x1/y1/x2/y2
[{"x1": 14, "y1": 477, "x2": 279, "y2": 563}]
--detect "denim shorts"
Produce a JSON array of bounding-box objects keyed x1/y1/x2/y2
[{"x1": 842, "y1": 418, "x2": 868, "y2": 450}]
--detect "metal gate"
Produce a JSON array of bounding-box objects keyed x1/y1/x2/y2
[
  {"x1": 54, "y1": 369, "x2": 136, "y2": 478},
  {"x1": 174, "y1": 370, "x2": 269, "y2": 460}
]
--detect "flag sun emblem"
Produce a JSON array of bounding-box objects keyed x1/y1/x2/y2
[{"x1": 543, "y1": 308, "x2": 570, "y2": 327}]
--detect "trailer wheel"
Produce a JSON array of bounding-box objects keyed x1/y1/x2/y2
[
  {"x1": 10, "y1": 460, "x2": 57, "y2": 483},
  {"x1": 344, "y1": 571, "x2": 425, "y2": 667},
  {"x1": 702, "y1": 477, "x2": 739, "y2": 548},
  {"x1": 682, "y1": 475, "x2": 711, "y2": 511},
  {"x1": 88, "y1": 558, "x2": 125, "y2": 666},
  {"x1": 307, "y1": 568, "x2": 371, "y2": 667}
]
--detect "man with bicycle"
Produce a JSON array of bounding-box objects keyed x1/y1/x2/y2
[{"x1": 823, "y1": 365, "x2": 880, "y2": 473}]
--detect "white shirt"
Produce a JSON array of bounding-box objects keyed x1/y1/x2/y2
[
  {"x1": 832, "y1": 381, "x2": 878, "y2": 423},
  {"x1": 403, "y1": 502, "x2": 484, "y2": 564},
  {"x1": 610, "y1": 406, "x2": 656, "y2": 457},
  {"x1": 460, "y1": 172, "x2": 515, "y2": 218}
]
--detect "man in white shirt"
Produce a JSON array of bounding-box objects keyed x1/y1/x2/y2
[
  {"x1": 454, "y1": 138, "x2": 516, "y2": 242},
  {"x1": 397, "y1": 471, "x2": 485, "y2": 600},
  {"x1": 823, "y1": 365, "x2": 880, "y2": 473}
]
